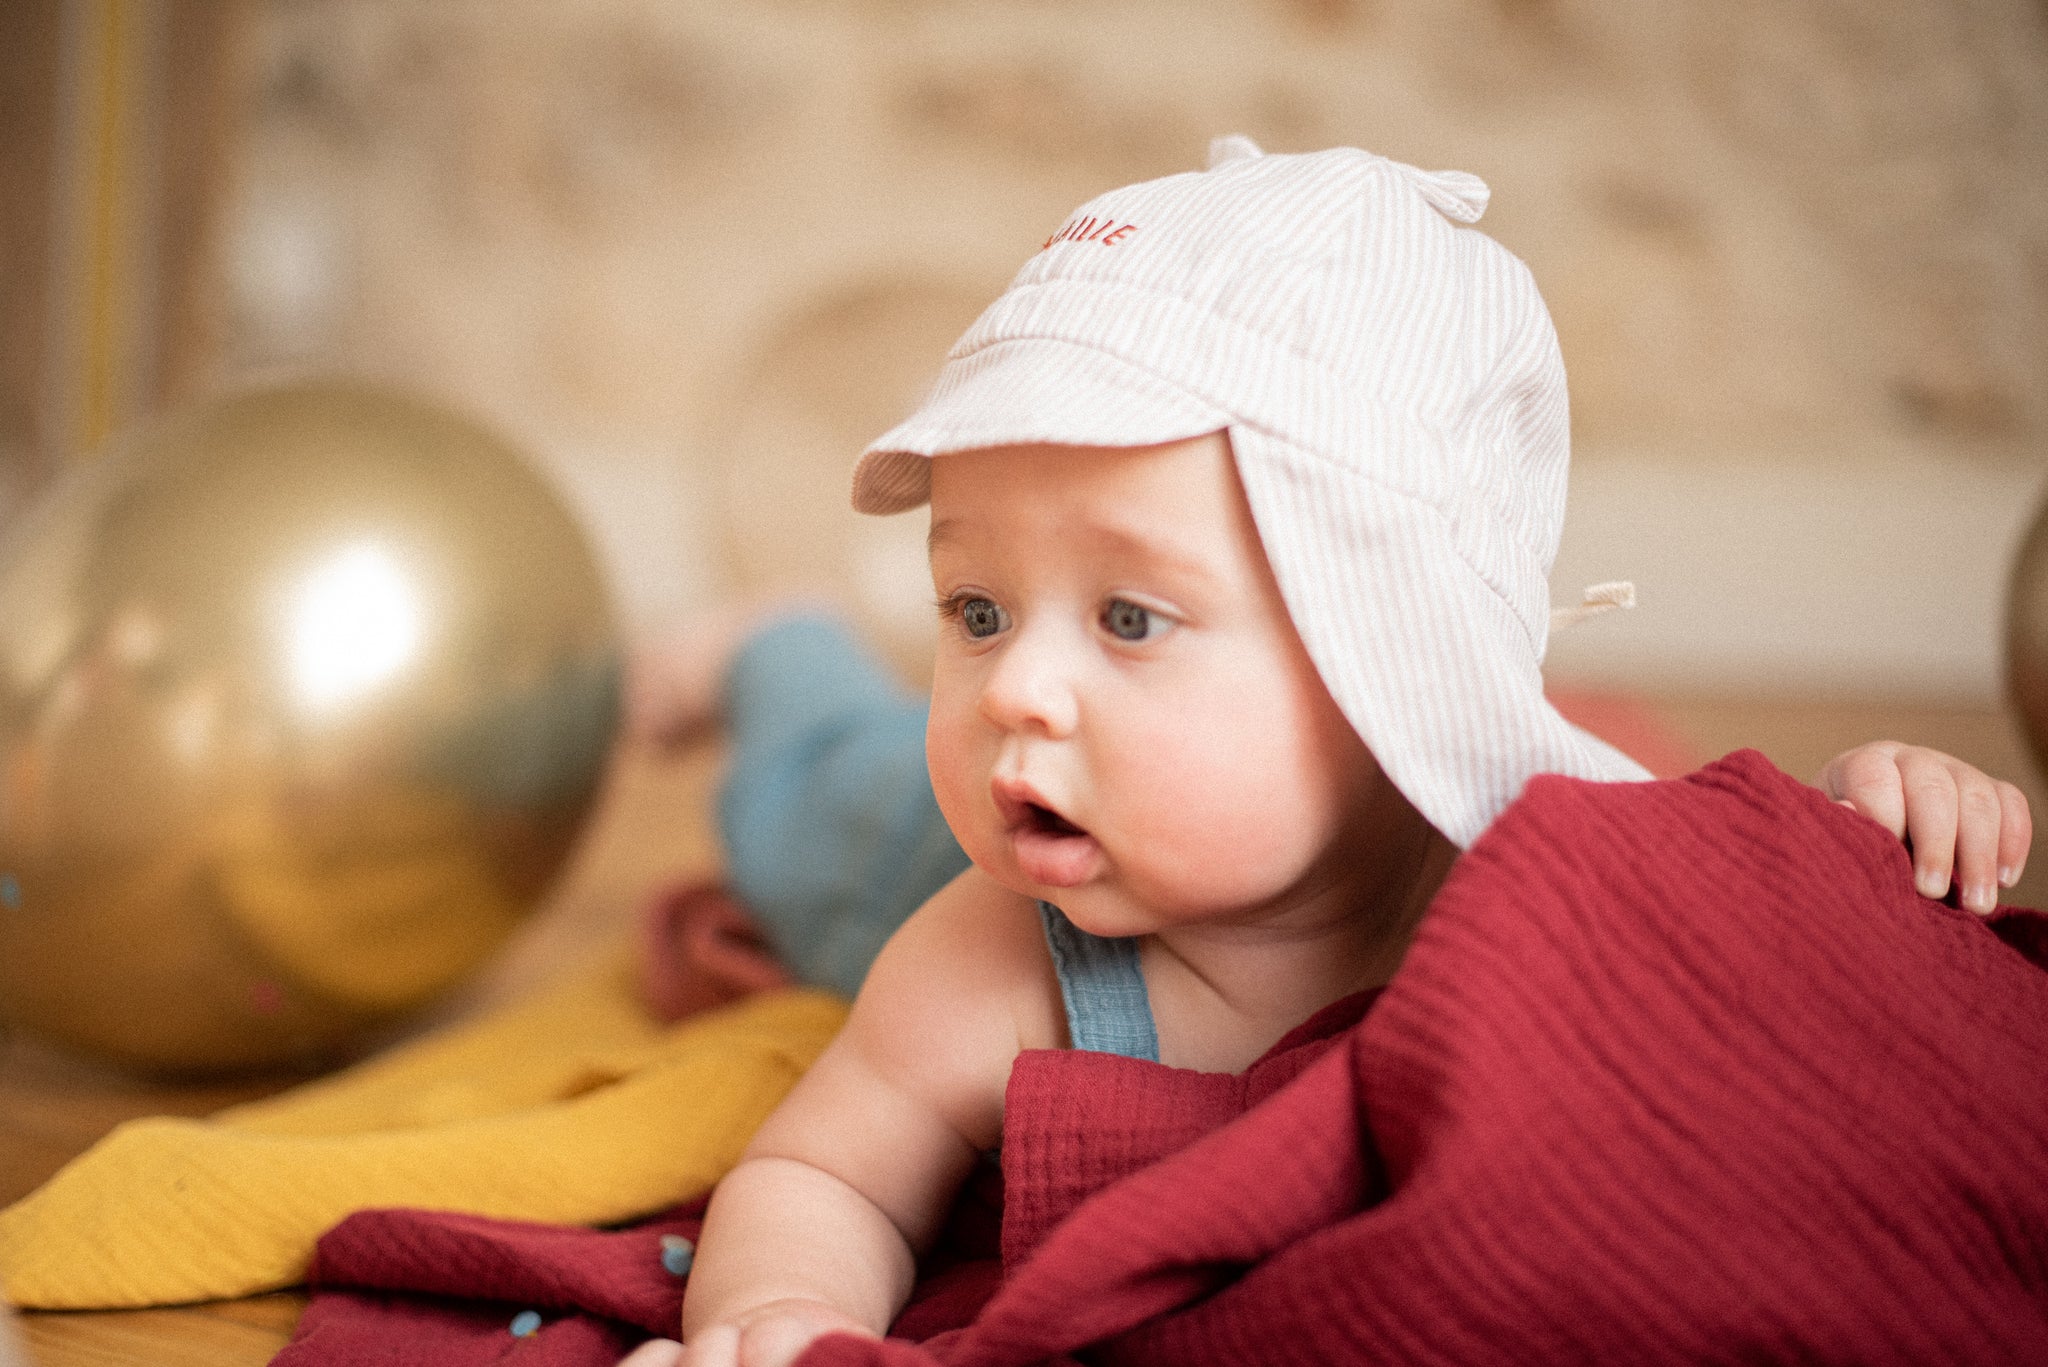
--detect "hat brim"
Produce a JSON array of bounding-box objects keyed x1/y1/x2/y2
[{"x1": 852, "y1": 338, "x2": 1231, "y2": 515}]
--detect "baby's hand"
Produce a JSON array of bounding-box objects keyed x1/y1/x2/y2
[
  {"x1": 1818, "y1": 742, "x2": 2032, "y2": 914},
  {"x1": 630, "y1": 1299, "x2": 874, "y2": 1367}
]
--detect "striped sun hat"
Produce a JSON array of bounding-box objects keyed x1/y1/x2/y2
[{"x1": 851, "y1": 136, "x2": 1647, "y2": 847}]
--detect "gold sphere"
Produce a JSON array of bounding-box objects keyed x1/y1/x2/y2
[
  {"x1": 0, "y1": 380, "x2": 620, "y2": 1074},
  {"x1": 2011, "y1": 495, "x2": 2048, "y2": 782}
]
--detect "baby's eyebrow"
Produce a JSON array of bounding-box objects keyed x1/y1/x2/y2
[
  {"x1": 929, "y1": 515, "x2": 1221, "y2": 589},
  {"x1": 1083, "y1": 523, "x2": 1224, "y2": 590}
]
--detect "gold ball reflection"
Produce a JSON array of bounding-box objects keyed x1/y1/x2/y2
[
  {"x1": 0, "y1": 381, "x2": 620, "y2": 1074},
  {"x1": 2011, "y1": 497, "x2": 2048, "y2": 787}
]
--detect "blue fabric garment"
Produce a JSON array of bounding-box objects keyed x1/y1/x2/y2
[
  {"x1": 1037, "y1": 902, "x2": 1161, "y2": 1062},
  {"x1": 716, "y1": 615, "x2": 969, "y2": 999}
]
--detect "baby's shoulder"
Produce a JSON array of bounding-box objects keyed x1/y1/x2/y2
[
  {"x1": 896, "y1": 864, "x2": 1046, "y2": 962},
  {"x1": 851, "y1": 867, "x2": 1067, "y2": 1082}
]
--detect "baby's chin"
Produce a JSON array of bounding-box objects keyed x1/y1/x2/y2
[
  {"x1": 973, "y1": 847, "x2": 1096, "y2": 905},
  {"x1": 1036, "y1": 886, "x2": 1215, "y2": 944}
]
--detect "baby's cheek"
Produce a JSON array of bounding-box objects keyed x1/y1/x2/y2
[
  {"x1": 924, "y1": 711, "x2": 976, "y2": 821},
  {"x1": 927, "y1": 707, "x2": 1014, "y2": 875},
  {"x1": 1133, "y1": 727, "x2": 1317, "y2": 866}
]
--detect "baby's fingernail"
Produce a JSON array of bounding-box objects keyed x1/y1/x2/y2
[
  {"x1": 1999, "y1": 865, "x2": 2019, "y2": 889},
  {"x1": 1965, "y1": 882, "x2": 1997, "y2": 915},
  {"x1": 1915, "y1": 868, "x2": 1950, "y2": 900}
]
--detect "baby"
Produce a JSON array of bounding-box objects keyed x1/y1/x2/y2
[{"x1": 627, "y1": 139, "x2": 2030, "y2": 1367}]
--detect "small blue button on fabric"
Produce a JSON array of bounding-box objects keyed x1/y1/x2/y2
[
  {"x1": 509, "y1": 1309, "x2": 542, "y2": 1337},
  {"x1": 660, "y1": 1234, "x2": 695, "y2": 1277}
]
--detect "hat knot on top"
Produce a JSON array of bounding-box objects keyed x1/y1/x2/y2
[
  {"x1": 1206, "y1": 134, "x2": 1265, "y2": 168},
  {"x1": 1397, "y1": 164, "x2": 1490, "y2": 223},
  {"x1": 1209, "y1": 133, "x2": 1488, "y2": 223}
]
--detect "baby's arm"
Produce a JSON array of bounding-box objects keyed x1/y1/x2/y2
[
  {"x1": 1819, "y1": 742, "x2": 2032, "y2": 914},
  {"x1": 677, "y1": 868, "x2": 1053, "y2": 1367}
]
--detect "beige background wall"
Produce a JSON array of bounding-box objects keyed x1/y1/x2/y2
[{"x1": 25, "y1": 0, "x2": 2048, "y2": 701}]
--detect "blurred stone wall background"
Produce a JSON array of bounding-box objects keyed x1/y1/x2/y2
[{"x1": 9, "y1": 0, "x2": 2048, "y2": 699}]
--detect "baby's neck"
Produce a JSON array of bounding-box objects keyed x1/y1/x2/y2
[{"x1": 1141, "y1": 829, "x2": 1457, "y2": 1072}]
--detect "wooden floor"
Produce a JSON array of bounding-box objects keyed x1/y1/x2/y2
[{"x1": 4, "y1": 697, "x2": 2044, "y2": 1366}]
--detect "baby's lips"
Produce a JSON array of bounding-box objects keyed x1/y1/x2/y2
[
  {"x1": 991, "y1": 775, "x2": 1078, "y2": 833},
  {"x1": 987, "y1": 774, "x2": 1089, "y2": 840}
]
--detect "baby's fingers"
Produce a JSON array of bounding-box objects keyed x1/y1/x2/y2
[
  {"x1": 678, "y1": 1326, "x2": 741, "y2": 1367},
  {"x1": 1996, "y1": 779, "x2": 2032, "y2": 893},
  {"x1": 1893, "y1": 749, "x2": 1962, "y2": 904},
  {"x1": 1818, "y1": 741, "x2": 2030, "y2": 914},
  {"x1": 736, "y1": 1317, "x2": 835, "y2": 1367},
  {"x1": 622, "y1": 1339, "x2": 687, "y2": 1367},
  {"x1": 1945, "y1": 763, "x2": 2015, "y2": 914},
  {"x1": 1819, "y1": 742, "x2": 1908, "y2": 837},
  {"x1": 1927, "y1": 762, "x2": 2031, "y2": 915}
]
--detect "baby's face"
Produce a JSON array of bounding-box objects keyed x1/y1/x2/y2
[{"x1": 925, "y1": 433, "x2": 1413, "y2": 939}]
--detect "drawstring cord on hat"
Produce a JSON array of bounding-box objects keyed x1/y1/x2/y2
[{"x1": 1551, "y1": 581, "x2": 1636, "y2": 633}]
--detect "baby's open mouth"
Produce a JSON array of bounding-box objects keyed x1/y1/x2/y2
[
  {"x1": 995, "y1": 778, "x2": 1105, "y2": 889},
  {"x1": 993, "y1": 780, "x2": 1101, "y2": 887},
  {"x1": 1026, "y1": 802, "x2": 1085, "y2": 837},
  {"x1": 992, "y1": 780, "x2": 1089, "y2": 841}
]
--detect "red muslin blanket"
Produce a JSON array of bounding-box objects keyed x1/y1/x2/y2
[{"x1": 283, "y1": 751, "x2": 2048, "y2": 1365}]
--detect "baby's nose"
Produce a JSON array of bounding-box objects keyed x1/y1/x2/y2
[{"x1": 977, "y1": 629, "x2": 1080, "y2": 737}]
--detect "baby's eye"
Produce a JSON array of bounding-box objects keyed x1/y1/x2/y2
[
  {"x1": 1102, "y1": 598, "x2": 1170, "y2": 643},
  {"x1": 940, "y1": 595, "x2": 1009, "y2": 640}
]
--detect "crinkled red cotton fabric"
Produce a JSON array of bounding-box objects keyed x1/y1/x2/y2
[
  {"x1": 281, "y1": 751, "x2": 2048, "y2": 1365},
  {"x1": 804, "y1": 749, "x2": 2048, "y2": 1367},
  {"x1": 275, "y1": 1204, "x2": 706, "y2": 1365}
]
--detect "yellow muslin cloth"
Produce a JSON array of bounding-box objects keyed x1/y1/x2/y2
[{"x1": 0, "y1": 954, "x2": 846, "y2": 1309}]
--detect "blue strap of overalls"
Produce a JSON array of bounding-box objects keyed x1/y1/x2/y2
[{"x1": 1037, "y1": 902, "x2": 1160, "y2": 1062}]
